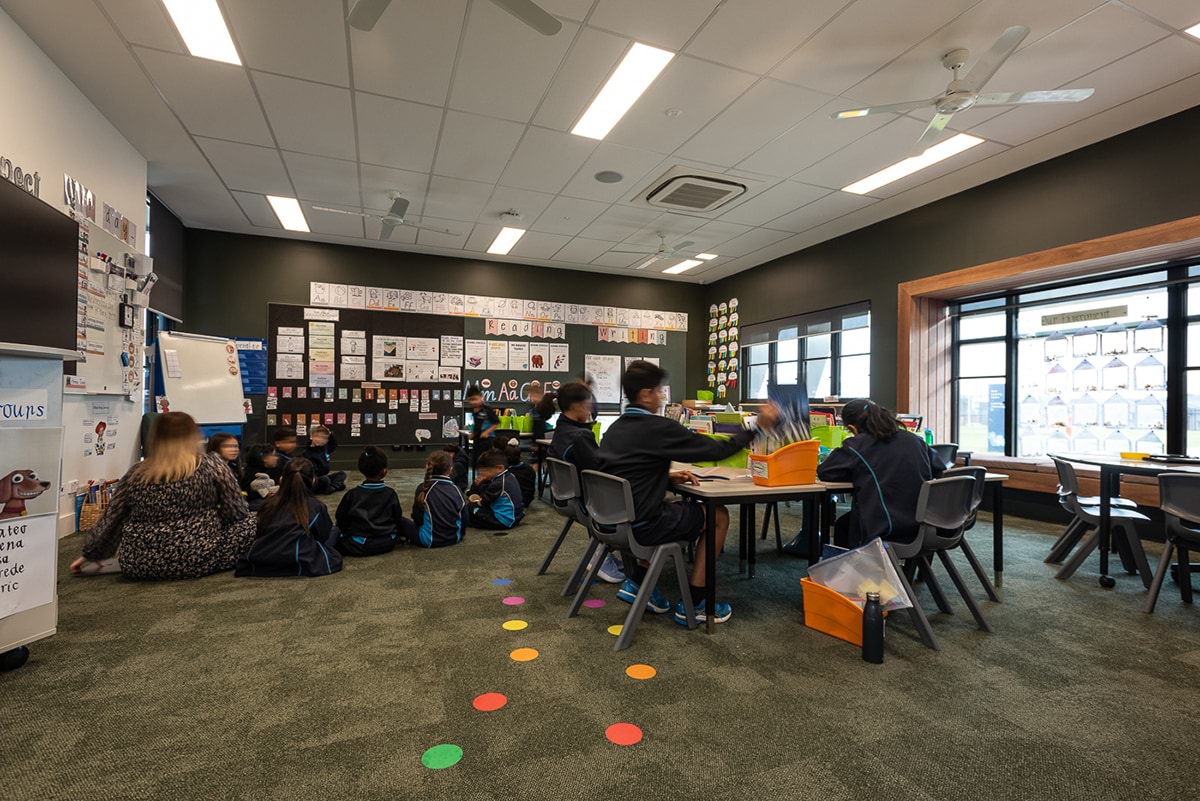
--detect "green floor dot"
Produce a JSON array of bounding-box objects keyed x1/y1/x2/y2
[{"x1": 421, "y1": 744, "x2": 463, "y2": 770}]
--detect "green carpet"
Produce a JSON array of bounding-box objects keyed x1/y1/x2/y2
[{"x1": 3, "y1": 470, "x2": 1198, "y2": 801}]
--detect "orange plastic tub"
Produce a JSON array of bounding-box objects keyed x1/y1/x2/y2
[
  {"x1": 749, "y1": 439, "x2": 819, "y2": 486},
  {"x1": 801, "y1": 577, "x2": 869, "y2": 647}
]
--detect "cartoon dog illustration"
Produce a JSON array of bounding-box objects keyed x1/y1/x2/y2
[{"x1": 0, "y1": 470, "x2": 52, "y2": 520}]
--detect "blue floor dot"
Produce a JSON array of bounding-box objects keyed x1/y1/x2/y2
[{"x1": 491, "y1": 578, "x2": 513, "y2": 586}]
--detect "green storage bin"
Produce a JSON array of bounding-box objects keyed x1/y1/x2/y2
[
  {"x1": 694, "y1": 433, "x2": 749, "y2": 469},
  {"x1": 591, "y1": 421, "x2": 601, "y2": 444},
  {"x1": 812, "y1": 425, "x2": 850, "y2": 449},
  {"x1": 713, "y1": 412, "x2": 745, "y2": 424},
  {"x1": 696, "y1": 390, "x2": 714, "y2": 402}
]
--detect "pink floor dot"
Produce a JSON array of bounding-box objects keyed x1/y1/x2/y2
[
  {"x1": 502, "y1": 596, "x2": 525, "y2": 606},
  {"x1": 582, "y1": 599, "x2": 606, "y2": 609}
]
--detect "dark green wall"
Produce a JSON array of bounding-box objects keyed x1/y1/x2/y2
[
  {"x1": 183, "y1": 230, "x2": 709, "y2": 391},
  {"x1": 708, "y1": 105, "x2": 1200, "y2": 409}
]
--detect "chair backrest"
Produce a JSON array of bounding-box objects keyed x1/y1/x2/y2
[
  {"x1": 1051, "y1": 456, "x2": 1080, "y2": 496},
  {"x1": 1159, "y1": 473, "x2": 1200, "y2": 544},
  {"x1": 942, "y1": 466, "x2": 985, "y2": 513},
  {"x1": 491, "y1": 429, "x2": 521, "y2": 448},
  {"x1": 931, "y1": 443, "x2": 959, "y2": 470},
  {"x1": 580, "y1": 470, "x2": 641, "y2": 556},
  {"x1": 546, "y1": 457, "x2": 581, "y2": 520},
  {"x1": 914, "y1": 476, "x2": 976, "y2": 551}
]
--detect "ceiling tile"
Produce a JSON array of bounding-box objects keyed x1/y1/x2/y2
[
  {"x1": 433, "y1": 111, "x2": 525, "y2": 183},
  {"x1": 355, "y1": 92, "x2": 442, "y2": 172},
  {"x1": 416, "y1": 221, "x2": 470, "y2": 249},
  {"x1": 577, "y1": 204, "x2": 663, "y2": 240},
  {"x1": 253, "y1": 72, "x2": 356, "y2": 159},
  {"x1": 683, "y1": 219, "x2": 754, "y2": 247},
  {"x1": 531, "y1": 196, "x2": 610, "y2": 235},
  {"x1": 591, "y1": 250, "x2": 645, "y2": 269},
  {"x1": 512, "y1": 231, "x2": 573, "y2": 260},
  {"x1": 350, "y1": 0, "x2": 465, "y2": 106},
  {"x1": 587, "y1": 0, "x2": 722, "y2": 50},
  {"x1": 606, "y1": 56, "x2": 757, "y2": 153},
  {"x1": 709, "y1": 227, "x2": 793, "y2": 257},
  {"x1": 674, "y1": 79, "x2": 832, "y2": 167},
  {"x1": 619, "y1": 213, "x2": 708, "y2": 247},
  {"x1": 154, "y1": 176, "x2": 249, "y2": 230},
  {"x1": 761, "y1": 190, "x2": 878, "y2": 233},
  {"x1": 536, "y1": 0, "x2": 594, "y2": 21},
  {"x1": 97, "y1": 0, "x2": 183, "y2": 52},
  {"x1": 534, "y1": 27, "x2": 630, "y2": 132},
  {"x1": 1123, "y1": 0, "x2": 1200, "y2": 29},
  {"x1": 479, "y1": 186, "x2": 557, "y2": 227},
  {"x1": 423, "y1": 176, "x2": 495, "y2": 222},
  {"x1": 561, "y1": 142, "x2": 665, "y2": 202},
  {"x1": 686, "y1": 0, "x2": 849, "y2": 73},
  {"x1": 793, "y1": 116, "x2": 927, "y2": 191},
  {"x1": 449, "y1": 1, "x2": 579, "y2": 122},
  {"x1": 224, "y1": 0, "x2": 349, "y2": 86},
  {"x1": 358, "y1": 165, "x2": 429, "y2": 216},
  {"x1": 464, "y1": 224, "x2": 500, "y2": 252},
  {"x1": 719, "y1": 181, "x2": 831, "y2": 226},
  {"x1": 282, "y1": 151, "x2": 361, "y2": 206},
  {"x1": 231, "y1": 191, "x2": 283, "y2": 229},
  {"x1": 771, "y1": 0, "x2": 979, "y2": 96},
  {"x1": 869, "y1": 140, "x2": 1006, "y2": 198},
  {"x1": 737, "y1": 97, "x2": 893, "y2": 177},
  {"x1": 500, "y1": 127, "x2": 597, "y2": 193},
  {"x1": 194, "y1": 137, "x2": 292, "y2": 195},
  {"x1": 551, "y1": 238, "x2": 619, "y2": 263},
  {"x1": 303, "y1": 200, "x2": 365, "y2": 238},
  {"x1": 134, "y1": 46, "x2": 273, "y2": 145}
]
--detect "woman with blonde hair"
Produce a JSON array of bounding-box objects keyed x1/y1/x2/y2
[{"x1": 70, "y1": 412, "x2": 257, "y2": 580}]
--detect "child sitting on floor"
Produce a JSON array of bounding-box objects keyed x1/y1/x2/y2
[
  {"x1": 411, "y1": 450, "x2": 468, "y2": 548},
  {"x1": 241, "y1": 444, "x2": 279, "y2": 511},
  {"x1": 267, "y1": 427, "x2": 297, "y2": 482},
  {"x1": 504, "y1": 442, "x2": 537, "y2": 508},
  {"x1": 334, "y1": 447, "x2": 415, "y2": 556},
  {"x1": 235, "y1": 459, "x2": 342, "y2": 578},
  {"x1": 303, "y1": 426, "x2": 347, "y2": 494},
  {"x1": 467, "y1": 448, "x2": 524, "y2": 533}
]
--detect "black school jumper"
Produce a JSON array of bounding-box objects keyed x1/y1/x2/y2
[
  {"x1": 302, "y1": 433, "x2": 347, "y2": 494},
  {"x1": 548, "y1": 415, "x2": 602, "y2": 472},
  {"x1": 235, "y1": 496, "x2": 342, "y2": 578},
  {"x1": 334, "y1": 482, "x2": 416, "y2": 556}
]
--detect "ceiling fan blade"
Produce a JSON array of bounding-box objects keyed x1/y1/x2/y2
[
  {"x1": 674, "y1": 240, "x2": 695, "y2": 251},
  {"x1": 313, "y1": 205, "x2": 370, "y2": 218},
  {"x1": 609, "y1": 248, "x2": 658, "y2": 255},
  {"x1": 633, "y1": 255, "x2": 663, "y2": 270},
  {"x1": 976, "y1": 88, "x2": 1095, "y2": 107},
  {"x1": 489, "y1": 0, "x2": 562, "y2": 36},
  {"x1": 912, "y1": 112, "x2": 954, "y2": 155},
  {"x1": 963, "y1": 25, "x2": 1029, "y2": 92},
  {"x1": 832, "y1": 99, "x2": 934, "y2": 119},
  {"x1": 379, "y1": 219, "x2": 397, "y2": 240},
  {"x1": 348, "y1": 0, "x2": 391, "y2": 31},
  {"x1": 386, "y1": 195, "x2": 410, "y2": 220},
  {"x1": 402, "y1": 220, "x2": 455, "y2": 235}
]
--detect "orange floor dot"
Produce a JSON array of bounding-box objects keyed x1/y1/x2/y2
[
  {"x1": 625, "y1": 664, "x2": 657, "y2": 680},
  {"x1": 510, "y1": 647, "x2": 539, "y2": 662},
  {"x1": 502, "y1": 619, "x2": 528, "y2": 631},
  {"x1": 605, "y1": 723, "x2": 643, "y2": 746},
  {"x1": 607, "y1": 624, "x2": 623, "y2": 636},
  {"x1": 472, "y1": 692, "x2": 508, "y2": 712}
]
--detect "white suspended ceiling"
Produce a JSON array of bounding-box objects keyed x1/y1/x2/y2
[{"x1": 3, "y1": 0, "x2": 1200, "y2": 282}]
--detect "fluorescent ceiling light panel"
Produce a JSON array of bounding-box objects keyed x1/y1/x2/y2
[
  {"x1": 1186, "y1": 22, "x2": 1200, "y2": 39},
  {"x1": 163, "y1": 0, "x2": 241, "y2": 65},
  {"x1": 266, "y1": 196, "x2": 310, "y2": 232},
  {"x1": 695, "y1": 253, "x2": 718, "y2": 260},
  {"x1": 488, "y1": 227, "x2": 526, "y2": 255},
  {"x1": 571, "y1": 43, "x2": 674, "y2": 140},
  {"x1": 842, "y1": 133, "x2": 985, "y2": 195},
  {"x1": 663, "y1": 259, "x2": 703, "y2": 274},
  {"x1": 833, "y1": 109, "x2": 869, "y2": 119}
]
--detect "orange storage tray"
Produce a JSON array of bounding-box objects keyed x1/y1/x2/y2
[
  {"x1": 749, "y1": 439, "x2": 819, "y2": 486},
  {"x1": 801, "y1": 577, "x2": 867, "y2": 647}
]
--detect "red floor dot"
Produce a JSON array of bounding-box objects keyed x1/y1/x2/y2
[
  {"x1": 605, "y1": 723, "x2": 643, "y2": 746},
  {"x1": 472, "y1": 692, "x2": 508, "y2": 712}
]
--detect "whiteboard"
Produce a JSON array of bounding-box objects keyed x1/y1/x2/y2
[
  {"x1": 584, "y1": 354, "x2": 622, "y2": 406},
  {"x1": 158, "y1": 332, "x2": 247, "y2": 424}
]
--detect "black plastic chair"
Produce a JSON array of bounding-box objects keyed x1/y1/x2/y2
[
  {"x1": 931, "y1": 443, "x2": 959, "y2": 471},
  {"x1": 1045, "y1": 458, "x2": 1137, "y2": 564},
  {"x1": 941, "y1": 466, "x2": 1000, "y2": 603},
  {"x1": 572, "y1": 470, "x2": 696, "y2": 651},
  {"x1": 1144, "y1": 473, "x2": 1200, "y2": 614},
  {"x1": 1051, "y1": 458, "x2": 1152, "y2": 587}
]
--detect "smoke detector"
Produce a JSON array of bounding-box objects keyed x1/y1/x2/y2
[{"x1": 499, "y1": 210, "x2": 522, "y2": 225}]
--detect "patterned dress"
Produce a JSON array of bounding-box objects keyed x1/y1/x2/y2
[{"x1": 83, "y1": 453, "x2": 257, "y2": 580}]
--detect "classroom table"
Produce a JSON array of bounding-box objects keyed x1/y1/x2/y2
[
  {"x1": 1052, "y1": 453, "x2": 1200, "y2": 587},
  {"x1": 535, "y1": 438, "x2": 553, "y2": 497}
]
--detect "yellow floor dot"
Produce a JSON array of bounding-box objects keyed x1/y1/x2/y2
[
  {"x1": 607, "y1": 625, "x2": 623, "y2": 636},
  {"x1": 510, "y1": 647, "x2": 539, "y2": 662},
  {"x1": 625, "y1": 664, "x2": 657, "y2": 680},
  {"x1": 502, "y1": 619, "x2": 528, "y2": 631}
]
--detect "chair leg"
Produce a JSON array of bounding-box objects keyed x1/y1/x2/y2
[
  {"x1": 1116, "y1": 522, "x2": 1153, "y2": 589},
  {"x1": 670, "y1": 547, "x2": 697, "y2": 630},
  {"x1": 774, "y1": 502, "x2": 783, "y2": 553},
  {"x1": 959, "y1": 539, "x2": 1000, "y2": 602},
  {"x1": 613, "y1": 549, "x2": 667, "y2": 651},
  {"x1": 919, "y1": 556, "x2": 954, "y2": 615},
  {"x1": 567, "y1": 544, "x2": 609, "y2": 618},
  {"x1": 1056, "y1": 530, "x2": 1100, "y2": 580},
  {"x1": 887, "y1": 548, "x2": 940, "y2": 651},
  {"x1": 759, "y1": 502, "x2": 769, "y2": 541},
  {"x1": 1144, "y1": 541, "x2": 1175, "y2": 614},
  {"x1": 1046, "y1": 518, "x2": 1086, "y2": 564},
  {"x1": 937, "y1": 549, "x2": 992, "y2": 633},
  {"x1": 538, "y1": 518, "x2": 574, "y2": 576},
  {"x1": 562, "y1": 538, "x2": 600, "y2": 597},
  {"x1": 1179, "y1": 546, "x2": 1193, "y2": 604}
]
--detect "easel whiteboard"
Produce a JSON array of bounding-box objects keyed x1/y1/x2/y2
[{"x1": 157, "y1": 332, "x2": 247, "y2": 424}]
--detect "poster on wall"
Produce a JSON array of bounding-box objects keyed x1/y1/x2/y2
[
  {"x1": 549, "y1": 344, "x2": 570, "y2": 372},
  {"x1": 0, "y1": 427, "x2": 63, "y2": 619},
  {"x1": 440, "y1": 336, "x2": 463, "y2": 366},
  {"x1": 406, "y1": 337, "x2": 439, "y2": 362},
  {"x1": 584, "y1": 354, "x2": 622, "y2": 405},
  {"x1": 529, "y1": 343, "x2": 548, "y2": 372},
  {"x1": 487, "y1": 341, "x2": 509, "y2": 371},
  {"x1": 465, "y1": 339, "x2": 486, "y2": 370}
]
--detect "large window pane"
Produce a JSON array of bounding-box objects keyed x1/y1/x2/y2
[
  {"x1": 775, "y1": 361, "x2": 799, "y2": 385},
  {"x1": 806, "y1": 333, "x2": 831, "y2": 359},
  {"x1": 806, "y1": 358, "x2": 831, "y2": 398},
  {"x1": 841, "y1": 327, "x2": 870, "y2": 356},
  {"x1": 959, "y1": 311, "x2": 1006, "y2": 340},
  {"x1": 777, "y1": 338, "x2": 799, "y2": 362},
  {"x1": 839, "y1": 354, "x2": 870, "y2": 398},
  {"x1": 956, "y1": 378, "x2": 1006, "y2": 454},
  {"x1": 748, "y1": 365, "x2": 769, "y2": 400},
  {"x1": 958, "y1": 342, "x2": 1006, "y2": 377},
  {"x1": 747, "y1": 343, "x2": 769, "y2": 365},
  {"x1": 1190, "y1": 371, "x2": 1200, "y2": 457},
  {"x1": 1189, "y1": 323, "x2": 1200, "y2": 368}
]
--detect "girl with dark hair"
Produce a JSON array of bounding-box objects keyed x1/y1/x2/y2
[
  {"x1": 235, "y1": 459, "x2": 342, "y2": 577},
  {"x1": 816, "y1": 398, "x2": 946, "y2": 548},
  {"x1": 411, "y1": 450, "x2": 468, "y2": 547},
  {"x1": 205, "y1": 433, "x2": 242, "y2": 484}
]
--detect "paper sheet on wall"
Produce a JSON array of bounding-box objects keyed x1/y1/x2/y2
[
  {"x1": 440, "y1": 336, "x2": 463, "y2": 366},
  {"x1": 508, "y1": 341, "x2": 529, "y2": 370},
  {"x1": 0, "y1": 514, "x2": 56, "y2": 619},
  {"x1": 528, "y1": 343, "x2": 548, "y2": 372},
  {"x1": 585, "y1": 354, "x2": 622, "y2": 405},
  {"x1": 373, "y1": 336, "x2": 405, "y2": 358},
  {"x1": 366, "y1": 287, "x2": 384, "y2": 309},
  {"x1": 465, "y1": 339, "x2": 486, "y2": 370},
  {"x1": 373, "y1": 360, "x2": 406, "y2": 381},
  {"x1": 408, "y1": 361, "x2": 438, "y2": 382},
  {"x1": 348, "y1": 286, "x2": 366, "y2": 308},
  {"x1": 439, "y1": 366, "x2": 461, "y2": 383},
  {"x1": 341, "y1": 337, "x2": 367, "y2": 356},
  {"x1": 384, "y1": 288, "x2": 401, "y2": 310},
  {"x1": 549, "y1": 344, "x2": 570, "y2": 372},
  {"x1": 406, "y1": 337, "x2": 439, "y2": 361},
  {"x1": 310, "y1": 282, "x2": 330, "y2": 306},
  {"x1": 310, "y1": 375, "x2": 335, "y2": 388},
  {"x1": 487, "y1": 340, "x2": 509, "y2": 370}
]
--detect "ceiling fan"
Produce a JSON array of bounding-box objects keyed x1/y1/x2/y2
[
  {"x1": 832, "y1": 25, "x2": 1095, "y2": 153},
  {"x1": 609, "y1": 231, "x2": 704, "y2": 270},
  {"x1": 348, "y1": 0, "x2": 562, "y2": 36},
  {"x1": 312, "y1": 194, "x2": 456, "y2": 241}
]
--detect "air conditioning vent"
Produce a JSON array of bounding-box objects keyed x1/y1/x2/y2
[{"x1": 644, "y1": 174, "x2": 746, "y2": 212}]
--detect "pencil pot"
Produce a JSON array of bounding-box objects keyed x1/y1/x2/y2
[
  {"x1": 695, "y1": 433, "x2": 750, "y2": 469},
  {"x1": 749, "y1": 439, "x2": 819, "y2": 486}
]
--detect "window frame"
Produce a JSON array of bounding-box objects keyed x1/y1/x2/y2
[{"x1": 739, "y1": 304, "x2": 870, "y2": 402}]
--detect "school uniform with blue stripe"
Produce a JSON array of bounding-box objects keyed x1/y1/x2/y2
[
  {"x1": 412, "y1": 478, "x2": 468, "y2": 548},
  {"x1": 235, "y1": 497, "x2": 343, "y2": 578},
  {"x1": 471, "y1": 469, "x2": 525, "y2": 530},
  {"x1": 334, "y1": 482, "x2": 414, "y2": 556}
]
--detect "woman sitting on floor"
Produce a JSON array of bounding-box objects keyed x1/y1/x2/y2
[{"x1": 69, "y1": 412, "x2": 258, "y2": 581}]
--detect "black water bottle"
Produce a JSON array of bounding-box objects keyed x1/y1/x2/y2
[{"x1": 862, "y1": 592, "x2": 884, "y2": 664}]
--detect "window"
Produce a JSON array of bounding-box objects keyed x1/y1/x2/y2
[
  {"x1": 953, "y1": 312, "x2": 1007, "y2": 454},
  {"x1": 1187, "y1": 265, "x2": 1200, "y2": 455},
  {"x1": 739, "y1": 303, "x2": 870, "y2": 401}
]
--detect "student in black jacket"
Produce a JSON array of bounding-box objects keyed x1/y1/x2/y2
[
  {"x1": 334, "y1": 447, "x2": 415, "y2": 556},
  {"x1": 267, "y1": 427, "x2": 297, "y2": 483},
  {"x1": 816, "y1": 398, "x2": 945, "y2": 548},
  {"x1": 504, "y1": 443, "x2": 537, "y2": 508},
  {"x1": 235, "y1": 459, "x2": 342, "y2": 578},
  {"x1": 241, "y1": 444, "x2": 279, "y2": 511},
  {"x1": 466, "y1": 385, "x2": 499, "y2": 468},
  {"x1": 443, "y1": 444, "x2": 469, "y2": 491},
  {"x1": 468, "y1": 449, "x2": 525, "y2": 532},
  {"x1": 412, "y1": 451, "x2": 469, "y2": 547},
  {"x1": 303, "y1": 425, "x2": 347, "y2": 494},
  {"x1": 599, "y1": 361, "x2": 779, "y2": 626},
  {"x1": 205, "y1": 433, "x2": 242, "y2": 485}
]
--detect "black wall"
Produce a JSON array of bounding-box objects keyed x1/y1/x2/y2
[
  {"x1": 147, "y1": 193, "x2": 186, "y2": 322},
  {"x1": 708, "y1": 105, "x2": 1200, "y2": 409},
  {"x1": 183, "y1": 230, "x2": 709, "y2": 391}
]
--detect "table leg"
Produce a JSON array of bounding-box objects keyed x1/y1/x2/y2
[
  {"x1": 1098, "y1": 467, "x2": 1114, "y2": 588},
  {"x1": 705, "y1": 499, "x2": 717, "y2": 635},
  {"x1": 748, "y1": 504, "x2": 757, "y2": 578},
  {"x1": 992, "y1": 482, "x2": 1004, "y2": 587},
  {"x1": 821, "y1": 494, "x2": 835, "y2": 559},
  {"x1": 804, "y1": 498, "x2": 818, "y2": 563},
  {"x1": 738, "y1": 504, "x2": 747, "y2": 575}
]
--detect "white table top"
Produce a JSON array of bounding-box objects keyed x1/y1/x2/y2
[
  {"x1": 665, "y1": 463, "x2": 1008, "y2": 500},
  {"x1": 1052, "y1": 452, "x2": 1200, "y2": 475}
]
